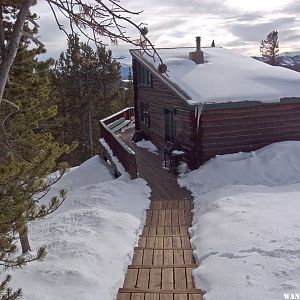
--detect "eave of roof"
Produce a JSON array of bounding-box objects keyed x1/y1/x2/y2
[{"x1": 130, "y1": 49, "x2": 196, "y2": 108}]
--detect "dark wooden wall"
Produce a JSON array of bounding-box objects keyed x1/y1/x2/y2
[
  {"x1": 132, "y1": 58, "x2": 196, "y2": 166},
  {"x1": 196, "y1": 102, "x2": 300, "y2": 167}
]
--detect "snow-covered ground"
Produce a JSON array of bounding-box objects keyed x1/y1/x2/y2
[
  {"x1": 9, "y1": 156, "x2": 151, "y2": 300},
  {"x1": 135, "y1": 139, "x2": 159, "y2": 155},
  {"x1": 179, "y1": 141, "x2": 300, "y2": 300}
]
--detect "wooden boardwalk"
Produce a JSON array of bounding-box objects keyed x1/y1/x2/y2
[{"x1": 116, "y1": 129, "x2": 203, "y2": 300}]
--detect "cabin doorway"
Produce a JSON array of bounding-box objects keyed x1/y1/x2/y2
[{"x1": 164, "y1": 108, "x2": 175, "y2": 142}]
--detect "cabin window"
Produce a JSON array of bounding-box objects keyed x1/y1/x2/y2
[
  {"x1": 140, "y1": 102, "x2": 150, "y2": 127},
  {"x1": 137, "y1": 63, "x2": 152, "y2": 87}
]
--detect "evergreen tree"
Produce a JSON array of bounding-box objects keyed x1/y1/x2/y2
[
  {"x1": 51, "y1": 35, "x2": 120, "y2": 165},
  {"x1": 0, "y1": 16, "x2": 70, "y2": 300},
  {"x1": 260, "y1": 30, "x2": 280, "y2": 66}
]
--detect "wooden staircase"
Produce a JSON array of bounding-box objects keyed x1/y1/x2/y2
[{"x1": 116, "y1": 200, "x2": 203, "y2": 300}]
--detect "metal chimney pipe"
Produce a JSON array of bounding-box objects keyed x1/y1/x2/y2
[{"x1": 196, "y1": 36, "x2": 201, "y2": 51}]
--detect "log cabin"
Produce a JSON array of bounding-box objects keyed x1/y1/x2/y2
[{"x1": 130, "y1": 37, "x2": 300, "y2": 170}]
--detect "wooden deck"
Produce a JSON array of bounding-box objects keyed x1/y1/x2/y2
[{"x1": 116, "y1": 129, "x2": 203, "y2": 300}]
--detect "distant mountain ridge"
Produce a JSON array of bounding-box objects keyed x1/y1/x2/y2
[
  {"x1": 253, "y1": 51, "x2": 300, "y2": 72},
  {"x1": 120, "y1": 64, "x2": 132, "y2": 80}
]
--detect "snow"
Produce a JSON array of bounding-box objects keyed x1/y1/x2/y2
[
  {"x1": 142, "y1": 47, "x2": 300, "y2": 104},
  {"x1": 178, "y1": 141, "x2": 300, "y2": 300},
  {"x1": 8, "y1": 155, "x2": 151, "y2": 300},
  {"x1": 172, "y1": 150, "x2": 185, "y2": 155},
  {"x1": 136, "y1": 139, "x2": 159, "y2": 155}
]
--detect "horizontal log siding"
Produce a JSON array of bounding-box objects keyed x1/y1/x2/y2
[
  {"x1": 197, "y1": 102, "x2": 300, "y2": 165},
  {"x1": 133, "y1": 59, "x2": 196, "y2": 166}
]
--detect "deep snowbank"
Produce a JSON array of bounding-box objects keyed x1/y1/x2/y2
[
  {"x1": 179, "y1": 141, "x2": 300, "y2": 300},
  {"x1": 9, "y1": 156, "x2": 151, "y2": 300}
]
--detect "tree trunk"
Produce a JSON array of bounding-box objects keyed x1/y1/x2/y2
[
  {"x1": 88, "y1": 100, "x2": 93, "y2": 157},
  {"x1": 0, "y1": 0, "x2": 35, "y2": 103},
  {"x1": 19, "y1": 230, "x2": 31, "y2": 254}
]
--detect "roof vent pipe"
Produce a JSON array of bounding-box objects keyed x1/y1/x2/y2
[{"x1": 196, "y1": 36, "x2": 201, "y2": 51}]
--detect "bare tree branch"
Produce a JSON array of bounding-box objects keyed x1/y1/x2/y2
[{"x1": 21, "y1": 31, "x2": 44, "y2": 47}]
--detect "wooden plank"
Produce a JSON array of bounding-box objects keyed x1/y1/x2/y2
[
  {"x1": 145, "y1": 294, "x2": 160, "y2": 300},
  {"x1": 142, "y1": 226, "x2": 149, "y2": 236},
  {"x1": 143, "y1": 249, "x2": 154, "y2": 265},
  {"x1": 157, "y1": 226, "x2": 164, "y2": 235},
  {"x1": 172, "y1": 227, "x2": 180, "y2": 235},
  {"x1": 151, "y1": 210, "x2": 160, "y2": 226},
  {"x1": 165, "y1": 210, "x2": 172, "y2": 226},
  {"x1": 136, "y1": 268, "x2": 150, "y2": 289},
  {"x1": 135, "y1": 247, "x2": 191, "y2": 251},
  {"x1": 172, "y1": 237, "x2": 182, "y2": 248},
  {"x1": 128, "y1": 264, "x2": 198, "y2": 269},
  {"x1": 149, "y1": 227, "x2": 157, "y2": 236},
  {"x1": 186, "y1": 268, "x2": 194, "y2": 289},
  {"x1": 183, "y1": 250, "x2": 194, "y2": 265},
  {"x1": 165, "y1": 227, "x2": 172, "y2": 235},
  {"x1": 174, "y1": 295, "x2": 188, "y2": 300},
  {"x1": 149, "y1": 268, "x2": 162, "y2": 289},
  {"x1": 158, "y1": 210, "x2": 166, "y2": 226},
  {"x1": 123, "y1": 269, "x2": 138, "y2": 288},
  {"x1": 181, "y1": 236, "x2": 190, "y2": 248},
  {"x1": 179, "y1": 226, "x2": 188, "y2": 235},
  {"x1": 119, "y1": 289, "x2": 202, "y2": 294},
  {"x1": 160, "y1": 295, "x2": 173, "y2": 300},
  {"x1": 189, "y1": 294, "x2": 203, "y2": 300},
  {"x1": 146, "y1": 210, "x2": 153, "y2": 226},
  {"x1": 185, "y1": 210, "x2": 192, "y2": 225},
  {"x1": 174, "y1": 250, "x2": 184, "y2": 265},
  {"x1": 178, "y1": 210, "x2": 186, "y2": 225},
  {"x1": 174, "y1": 268, "x2": 187, "y2": 289},
  {"x1": 164, "y1": 250, "x2": 174, "y2": 265},
  {"x1": 116, "y1": 293, "x2": 131, "y2": 300},
  {"x1": 164, "y1": 237, "x2": 173, "y2": 248},
  {"x1": 162, "y1": 268, "x2": 173, "y2": 289},
  {"x1": 132, "y1": 249, "x2": 144, "y2": 265},
  {"x1": 131, "y1": 293, "x2": 145, "y2": 300},
  {"x1": 172, "y1": 210, "x2": 179, "y2": 226},
  {"x1": 146, "y1": 237, "x2": 156, "y2": 248},
  {"x1": 155, "y1": 237, "x2": 164, "y2": 248},
  {"x1": 153, "y1": 250, "x2": 163, "y2": 266},
  {"x1": 139, "y1": 237, "x2": 147, "y2": 247}
]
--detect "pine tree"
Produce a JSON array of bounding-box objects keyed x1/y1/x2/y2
[
  {"x1": 51, "y1": 35, "x2": 120, "y2": 165},
  {"x1": 260, "y1": 30, "x2": 280, "y2": 66},
  {"x1": 0, "y1": 17, "x2": 70, "y2": 300}
]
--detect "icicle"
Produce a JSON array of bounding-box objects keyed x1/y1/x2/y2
[{"x1": 195, "y1": 104, "x2": 203, "y2": 134}]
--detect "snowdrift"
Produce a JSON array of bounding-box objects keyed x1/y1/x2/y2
[
  {"x1": 9, "y1": 156, "x2": 151, "y2": 300},
  {"x1": 179, "y1": 141, "x2": 300, "y2": 300}
]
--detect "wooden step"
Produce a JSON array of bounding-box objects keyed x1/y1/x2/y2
[
  {"x1": 118, "y1": 288, "x2": 203, "y2": 294},
  {"x1": 142, "y1": 226, "x2": 189, "y2": 236},
  {"x1": 132, "y1": 249, "x2": 194, "y2": 266},
  {"x1": 145, "y1": 209, "x2": 192, "y2": 227},
  {"x1": 117, "y1": 292, "x2": 203, "y2": 300},
  {"x1": 138, "y1": 236, "x2": 191, "y2": 249},
  {"x1": 135, "y1": 247, "x2": 192, "y2": 250},
  {"x1": 149, "y1": 201, "x2": 193, "y2": 210},
  {"x1": 128, "y1": 264, "x2": 197, "y2": 269}
]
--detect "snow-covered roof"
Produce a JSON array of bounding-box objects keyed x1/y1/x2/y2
[{"x1": 136, "y1": 47, "x2": 300, "y2": 105}]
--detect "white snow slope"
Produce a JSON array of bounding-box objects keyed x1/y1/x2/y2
[
  {"x1": 179, "y1": 141, "x2": 300, "y2": 300},
  {"x1": 8, "y1": 155, "x2": 151, "y2": 300}
]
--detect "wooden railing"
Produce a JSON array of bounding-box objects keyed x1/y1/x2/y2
[{"x1": 99, "y1": 107, "x2": 137, "y2": 179}]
